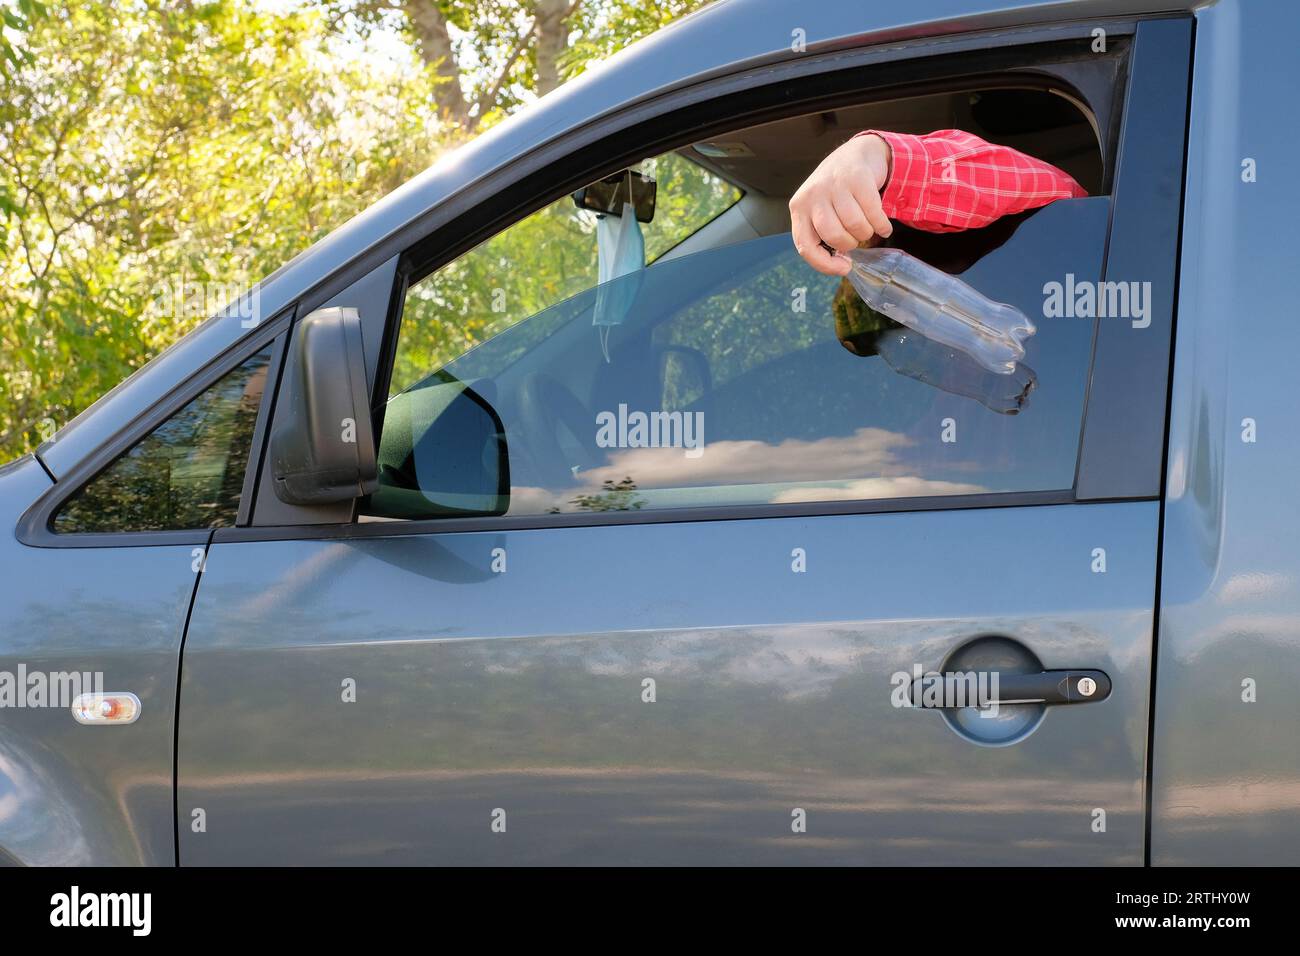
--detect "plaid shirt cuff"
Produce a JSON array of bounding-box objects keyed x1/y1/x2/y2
[
  {"x1": 857, "y1": 129, "x2": 932, "y2": 224},
  {"x1": 854, "y1": 128, "x2": 1087, "y2": 233}
]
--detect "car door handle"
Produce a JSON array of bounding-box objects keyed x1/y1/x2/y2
[{"x1": 910, "y1": 669, "x2": 1111, "y2": 707}]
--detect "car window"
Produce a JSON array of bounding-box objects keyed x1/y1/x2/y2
[
  {"x1": 388, "y1": 152, "x2": 741, "y2": 397},
  {"x1": 54, "y1": 349, "x2": 271, "y2": 533},
  {"x1": 363, "y1": 194, "x2": 1108, "y2": 522}
]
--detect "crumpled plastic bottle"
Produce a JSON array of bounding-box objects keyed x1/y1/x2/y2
[{"x1": 845, "y1": 246, "x2": 1035, "y2": 374}]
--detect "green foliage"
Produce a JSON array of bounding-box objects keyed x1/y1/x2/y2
[
  {"x1": 323, "y1": 2, "x2": 717, "y2": 130},
  {"x1": 0, "y1": 0, "x2": 444, "y2": 459},
  {"x1": 0, "y1": 0, "x2": 715, "y2": 462},
  {"x1": 561, "y1": 0, "x2": 715, "y2": 83},
  {"x1": 0, "y1": 1, "x2": 44, "y2": 78},
  {"x1": 561, "y1": 476, "x2": 644, "y2": 513}
]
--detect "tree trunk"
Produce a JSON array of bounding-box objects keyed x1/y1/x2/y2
[
  {"x1": 403, "y1": 0, "x2": 470, "y2": 125},
  {"x1": 534, "y1": 0, "x2": 572, "y2": 97}
]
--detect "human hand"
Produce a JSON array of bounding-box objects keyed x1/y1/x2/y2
[{"x1": 789, "y1": 133, "x2": 893, "y2": 276}]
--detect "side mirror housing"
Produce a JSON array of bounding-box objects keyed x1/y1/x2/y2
[{"x1": 270, "y1": 306, "x2": 379, "y2": 505}]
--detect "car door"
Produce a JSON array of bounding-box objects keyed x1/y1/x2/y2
[{"x1": 177, "y1": 18, "x2": 1191, "y2": 865}]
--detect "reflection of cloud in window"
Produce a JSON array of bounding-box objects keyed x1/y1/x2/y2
[
  {"x1": 507, "y1": 427, "x2": 987, "y2": 512},
  {"x1": 770, "y1": 476, "x2": 985, "y2": 503},
  {"x1": 585, "y1": 427, "x2": 959, "y2": 488}
]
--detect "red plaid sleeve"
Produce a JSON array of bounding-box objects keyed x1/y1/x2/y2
[{"x1": 857, "y1": 129, "x2": 1087, "y2": 233}]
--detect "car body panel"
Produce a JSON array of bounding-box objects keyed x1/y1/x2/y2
[
  {"x1": 178, "y1": 502, "x2": 1157, "y2": 865},
  {"x1": 0, "y1": 457, "x2": 183, "y2": 865},
  {"x1": 1148, "y1": 0, "x2": 1300, "y2": 865}
]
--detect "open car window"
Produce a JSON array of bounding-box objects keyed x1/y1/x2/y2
[
  {"x1": 388, "y1": 152, "x2": 742, "y2": 397},
  {"x1": 362, "y1": 195, "x2": 1108, "y2": 521}
]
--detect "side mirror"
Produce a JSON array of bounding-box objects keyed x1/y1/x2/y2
[{"x1": 270, "y1": 306, "x2": 379, "y2": 505}]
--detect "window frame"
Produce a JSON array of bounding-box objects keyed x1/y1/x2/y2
[
  {"x1": 377, "y1": 202, "x2": 1108, "y2": 523},
  {"x1": 256, "y1": 19, "x2": 1181, "y2": 540}
]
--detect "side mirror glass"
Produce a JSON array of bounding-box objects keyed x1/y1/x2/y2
[{"x1": 269, "y1": 306, "x2": 379, "y2": 505}]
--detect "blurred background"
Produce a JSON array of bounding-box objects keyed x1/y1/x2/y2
[{"x1": 0, "y1": 0, "x2": 713, "y2": 460}]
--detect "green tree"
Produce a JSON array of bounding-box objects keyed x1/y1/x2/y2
[
  {"x1": 326, "y1": 0, "x2": 715, "y2": 131},
  {"x1": 0, "y1": 0, "x2": 443, "y2": 457},
  {"x1": 0, "y1": 0, "x2": 716, "y2": 461},
  {"x1": 0, "y1": 0, "x2": 43, "y2": 80}
]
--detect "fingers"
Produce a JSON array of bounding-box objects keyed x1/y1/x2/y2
[
  {"x1": 790, "y1": 132, "x2": 900, "y2": 275},
  {"x1": 810, "y1": 202, "x2": 858, "y2": 256},
  {"x1": 791, "y1": 207, "x2": 846, "y2": 275},
  {"x1": 849, "y1": 178, "x2": 893, "y2": 240},
  {"x1": 791, "y1": 185, "x2": 893, "y2": 276},
  {"x1": 831, "y1": 190, "x2": 881, "y2": 246}
]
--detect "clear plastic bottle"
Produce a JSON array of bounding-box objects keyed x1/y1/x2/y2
[{"x1": 845, "y1": 247, "x2": 1035, "y2": 374}]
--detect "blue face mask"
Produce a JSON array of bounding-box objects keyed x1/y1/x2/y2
[{"x1": 592, "y1": 199, "x2": 645, "y2": 360}]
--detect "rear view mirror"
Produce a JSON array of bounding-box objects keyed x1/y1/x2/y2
[
  {"x1": 572, "y1": 169, "x2": 657, "y2": 222},
  {"x1": 270, "y1": 306, "x2": 379, "y2": 505}
]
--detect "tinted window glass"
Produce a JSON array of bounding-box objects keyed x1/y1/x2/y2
[
  {"x1": 367, "y1": 198, "x2": 1106, "y2": 520},
  {"x1": 55, "y1": 349, "x2": 271, "y2": 532}
]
